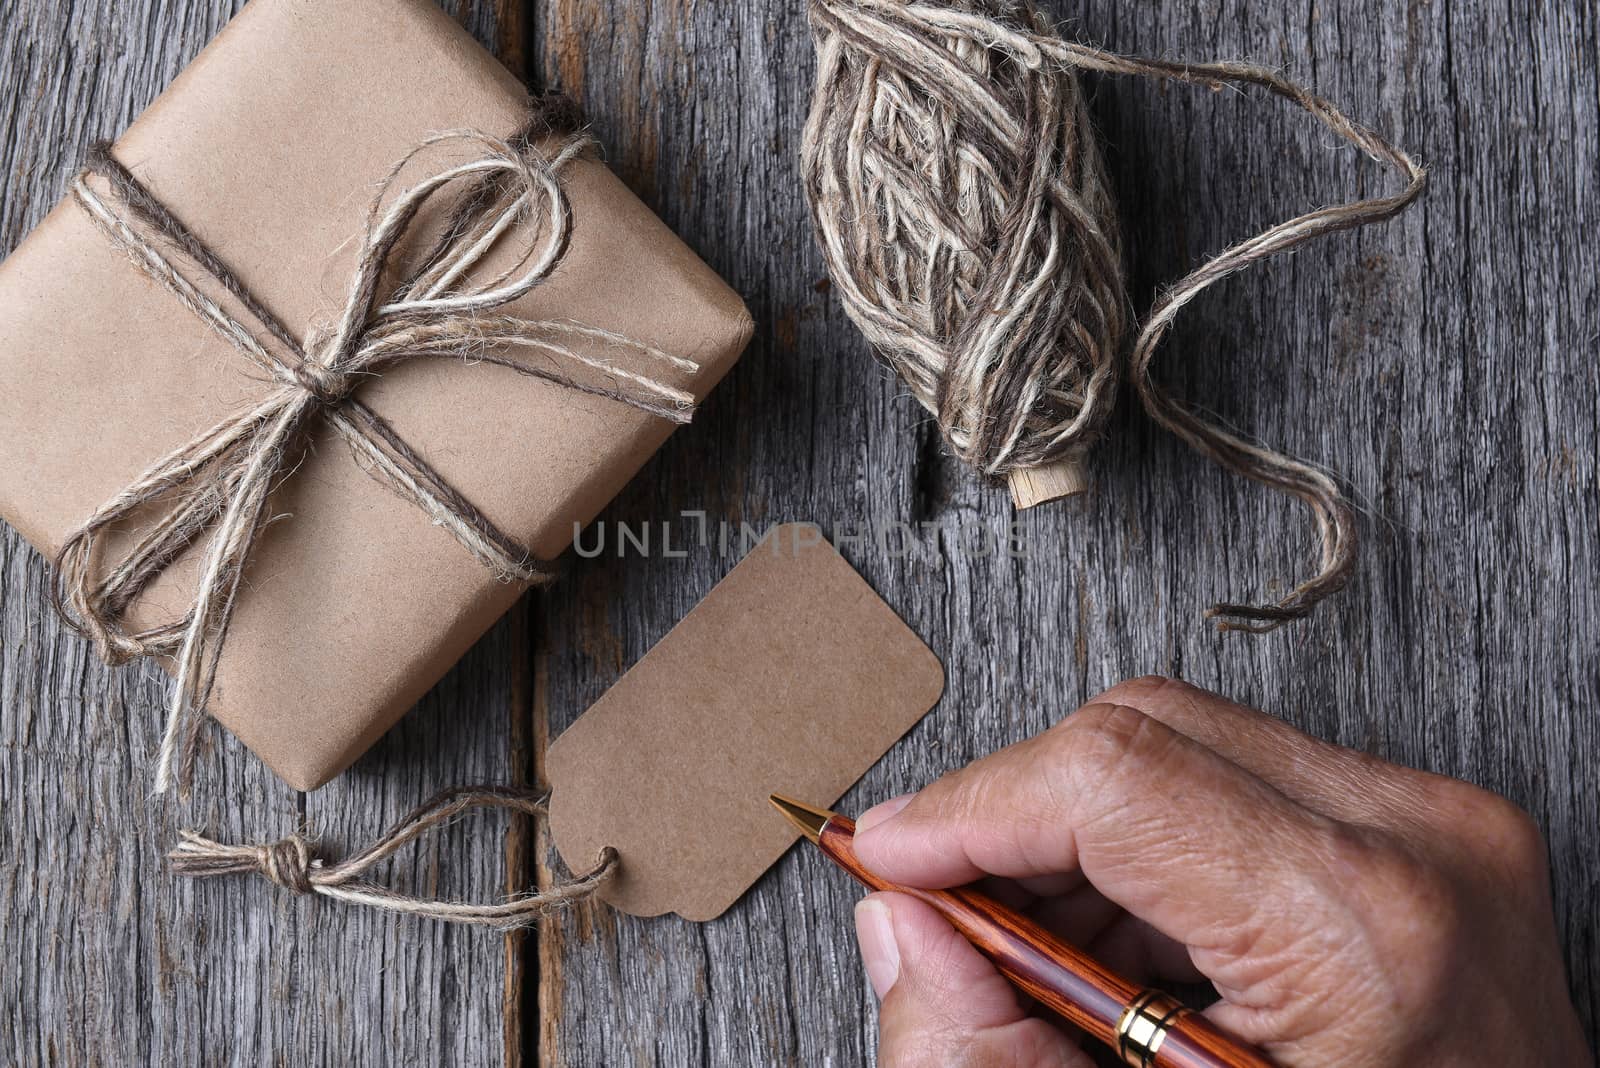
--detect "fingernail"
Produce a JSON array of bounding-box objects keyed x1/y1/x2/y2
[
  {"x1": 854, "y1": 897, "x2": 901, "y2": 998},
  {"x1": 856, "y1": 793, "x2": 914, "y2": 834}
]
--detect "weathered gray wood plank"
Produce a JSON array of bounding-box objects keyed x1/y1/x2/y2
[
  {"x1": 529, "y1": 0, "x2": 1598, "y2": 1064},
  {"x1": 3, "y1": 0, "x2": 1596, "y2": 1064},
  {"x1": 0, "y1": 2, "x2": 528, "y2": 1064}
]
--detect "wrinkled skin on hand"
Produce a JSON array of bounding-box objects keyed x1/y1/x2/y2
[{"x1": 849, "y1": 677, "x2": 1590, "y2": 1068}]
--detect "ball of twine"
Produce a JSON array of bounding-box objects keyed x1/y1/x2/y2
[
  {"x1": 802, "y1": 0, "x2": 1426, "y2": 631},
  {"x1": 804, "y1": 0, "x2": 1123, "y2": 497}
]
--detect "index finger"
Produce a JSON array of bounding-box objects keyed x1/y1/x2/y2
[
  {"x1": 1092, "y1": 676, "x2": 1438, "y2": 827},
  {"x1": 853, "y1": 702, "x2": 1355, "y2": 963}
]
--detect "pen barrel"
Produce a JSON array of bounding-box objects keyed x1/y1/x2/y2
[
  {"x1": 820, "y1": 818, "x2": 1272, "y2": 1068},
  {"x1": 928, "y1": 881, "x2": 1140, "y2": 1040}
]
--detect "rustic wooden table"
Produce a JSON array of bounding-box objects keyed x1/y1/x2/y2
[{"x1": 3, "y1": 0, "x2": 1595, "y2": 1064}]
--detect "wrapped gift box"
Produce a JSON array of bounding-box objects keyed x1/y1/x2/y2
[{"x1": 0, "y1": 0, "x2": 752, "y2": 790}]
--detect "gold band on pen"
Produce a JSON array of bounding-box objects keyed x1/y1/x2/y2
[{"x1": 1116, "y1": 990, "x2": 1192, "y2": 1067}]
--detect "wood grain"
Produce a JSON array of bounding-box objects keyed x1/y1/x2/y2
[
  {"x1": 526, "y1": 0, "x2": 1599, "y2": 1064},
  {"x1": 0, "y1": 2, "x2": 528, "y2": 1064},
  {"x1": 1, "y1": 0, "x2": 1596, "y2": 1065}
]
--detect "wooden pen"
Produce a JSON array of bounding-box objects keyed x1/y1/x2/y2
[{"x1": 771, "y1": 795, "x2": 1273, "y2": 1068}]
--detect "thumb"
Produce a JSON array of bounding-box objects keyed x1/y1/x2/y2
[{"x1": 857, "y1": 892, "x2": 1088, "y2": 1068}]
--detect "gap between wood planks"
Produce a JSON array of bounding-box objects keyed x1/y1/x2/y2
[{"x1": 480, "y1": 5, "x2": 540, "y2": 1068}]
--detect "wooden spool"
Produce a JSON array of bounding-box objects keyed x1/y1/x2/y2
[{"x1": 1007, "y1": 454, "x2": 1089, "y2": 509}]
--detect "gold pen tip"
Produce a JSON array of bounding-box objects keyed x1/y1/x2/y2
[{"x1": 768, "y1": 794, "x2": 833, "y2": 842}]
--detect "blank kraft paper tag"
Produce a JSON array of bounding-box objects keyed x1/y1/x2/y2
[{"x1": 548, "y1": 523, "x2": 944, "y2": 921}]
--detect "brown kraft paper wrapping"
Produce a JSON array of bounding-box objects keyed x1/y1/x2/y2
[
  {"x1": 548, "y1": 525, "x2": 946, "y2": 921},
  {"x1": 0, "y1": 0, "x2": 753, "y2": 790}
]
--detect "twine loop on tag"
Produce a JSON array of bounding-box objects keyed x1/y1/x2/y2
[
  {"x1": 804, "y1": 0, "x2": 1427, "y2": 630},
  {"x1": 53, "y1": 101, "x2": 698, "y2": 795},
  {"x1": 171, "y1": 787, "x2": 619, "y2": 926}
]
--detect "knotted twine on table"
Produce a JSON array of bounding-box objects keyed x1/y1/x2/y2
[
  {"x1": 50, "y1": 103, "x2": 655, "y2": 924},
  {"x1": 804, "y1": 0, "x2": 1427, "y2": 631},
  {"x1": 170, "y1": 786, "x2": 617, "y2": 925}
]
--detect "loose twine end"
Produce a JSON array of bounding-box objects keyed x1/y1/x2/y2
[{"x1": 168, "y1": 786, "x2": 618, "y2": 927}]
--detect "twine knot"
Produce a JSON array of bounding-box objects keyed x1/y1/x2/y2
[
  {"x1": 287, "y1": 361, "x2": 353, "y2": 407},
  {"x1": 256, "y1": 835, "x2": 316, "y2": 893}
]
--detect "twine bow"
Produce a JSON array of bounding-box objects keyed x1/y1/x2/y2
[{"x1": 53, "y1": 115, "x2": 698, "y2": 795}]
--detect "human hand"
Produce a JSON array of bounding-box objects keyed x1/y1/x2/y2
[{"x1": 850, "y1": 677, "x2": 1589, "y2": 1067}]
